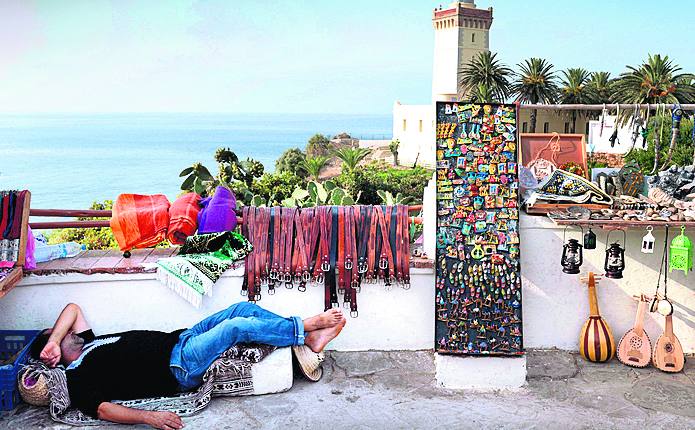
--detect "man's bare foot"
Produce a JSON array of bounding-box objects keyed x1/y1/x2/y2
[
  {"x1": 303, "y1": 309, "x2": 343, "y2": 332},
  {"x1": 305, "y1": 317, "x2": 346, "y2": 353}
]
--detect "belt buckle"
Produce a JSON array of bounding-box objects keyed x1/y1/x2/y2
[
  {"x1": 379, "y1": 258, "x2": 389, "y2": 270},
  {"x1": 350, "y1": 310, "x2": 359, "y2": 318},
  {"x1": 303, "y1": 272, "x2": 312, "y2": 282},
  {"x1": 298, "y1": 282, "x2": 307, "y2": 292},
  {"x1": 358, "y1": 262, "x2": 368, "y2": 274},
  {"x1": 344, "y1": 259, "x2": 353, "y2": 270},
  {"x1": 315, "y1": 273, "x2": 325, "y2": 284},
  {"x1": 321, "y1": 261, "x2": 331, "y2": 272}
]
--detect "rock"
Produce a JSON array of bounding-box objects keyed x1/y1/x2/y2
[{"x1": 670, "y1": 214, "x2": 679, "y2": 221}]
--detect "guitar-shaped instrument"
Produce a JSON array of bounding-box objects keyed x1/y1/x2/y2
[
  {"x1": 617, "y1": 295, "x2": 652, "y2": 368},
  {"x1": 579, "y1": 273, "x2": 615, "y2": 362},
  {"x1": 652, "y1": 314, "x2": 685, "y2": 373}
]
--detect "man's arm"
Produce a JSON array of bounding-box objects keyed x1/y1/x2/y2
[
  {"x1": 40, "y1": 303, "x2": 91, "y2": 367},
  {"x1": 97, "y1": 403, "x2": 183, "y2": 429}
]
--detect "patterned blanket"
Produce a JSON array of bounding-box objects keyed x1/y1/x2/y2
[
  {"x1": 22, "y1": 343, "x2": 275, "y2": 426},
  {"x1": 156, "y1": 231, "x2": 253, "y2": 307}
]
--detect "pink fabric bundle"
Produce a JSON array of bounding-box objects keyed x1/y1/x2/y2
[{"x1": 167, "y1": 193, "x2": 202, "y2": 245}]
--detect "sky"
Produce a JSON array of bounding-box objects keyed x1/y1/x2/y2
[{"x1": 1, "y1": 0, "x2": 694, "y2": 115}]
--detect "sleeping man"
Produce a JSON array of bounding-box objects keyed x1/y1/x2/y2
[{"x1": 30, "y1": 302, "x2": 345, "y2": 429}]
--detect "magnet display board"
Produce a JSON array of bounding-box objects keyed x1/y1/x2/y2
[{"x1": 435, "y1": 102, "x2": 523, "y2": 356}]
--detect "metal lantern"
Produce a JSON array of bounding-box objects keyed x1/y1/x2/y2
[
  {"x1": 561, "y1": 226, "x2": 584, "y2": 274},
  {"x1": 641, "y1": 226, "x2": 656, "y2": 254},
  {"x1": 604, "y1": 230, "x2": 626, "y2": 279},
  {"x1": 669, "y1": 226, "x2": 693, "y2": 276},
  {"x1": 584, "y1": 227, "x2": 597, "y2": 250}
]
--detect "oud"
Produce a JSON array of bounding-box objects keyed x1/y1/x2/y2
[
  {"x1": 579, "y1": 273, "x2": 615, "y2": 362},
  {"x1": 652, "y1": 314, "x2": 685, "y2": 373},
  {"x1": 617, "y1": 295, "x2": 652, "y2": 368}
]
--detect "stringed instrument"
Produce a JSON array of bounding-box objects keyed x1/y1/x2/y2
[
  {"x1": 579, "y1": 273, "x2": 615, "y2": 362},
  {"x1": 652, "y1": 314, "x2": 685, "y2": 373},
  {"x1": 617, "y1": 295, "x2": 652, "y2": 368}
]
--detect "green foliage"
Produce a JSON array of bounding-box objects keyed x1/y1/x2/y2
[
  {"x1": 587, "y1": 71, "x2": 614, "y2": 104},
  {"x1": 388, "y1": 139, "x2": 400, "y2": 166},
  {"x1": 301, "y1": 155, "x2": 330, "y2": 180},
  {"x1": 458, "y1": 51, "x2": 513, "y2": 102},
  {"x1": 336, "y1": 162, "x2": 431, "y2": 205},
  {"x1": 179, "y1": 147, "x2": 265, "y2": 205},
  {"x1": 332, "y1": 147, "x2": 371, "y2": 172},
  {"x1": 559, "y1": 68, "x2": 592, "y2": 133},
  {"x1": 280, "y1": 180, "x2": 358, "y2": 208},
  {"x1": 512, "y1": 57, "x2": 559, "y2": 105},
  {"x1": 306, "y1": 133, "x2": 332, "y2": 157},
  {"x1": 47, "y1": 200, "x2": 118, "y2": 250},
  {"x1": 248, "y1": 171, "x2": 304, "y2": 206},
  {"x1": 275, "y1": 148, "x2": 308, "y2": 178},
  {"x1": 623, "y1": 116, "x2": 694, "y2": 173},
  {"x1": 377, "y1": 190, "x2": 413, "y2": 205},
  {"x1": 612, "y1": 54, "x2": 695, "y2": 104}
]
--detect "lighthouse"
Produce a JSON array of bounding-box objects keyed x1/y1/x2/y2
[{"x1": 431, "y1": 1, "x2": 493, "y2": 102}]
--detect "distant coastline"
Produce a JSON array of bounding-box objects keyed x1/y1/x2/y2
[{"x1": 0, "y1": 113, "x2": 391, "y2": 209}]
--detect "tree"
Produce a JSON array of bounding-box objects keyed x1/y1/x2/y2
[
  {"x1": 469, "y1": 83, "x2": 496, "y2": 103},
  {"x1": 331, "y1": 147, "x2": 371, "y2": 173},
  {"x1": 511, "y1": 58, "x2": 559, "y2": 132},
  {"x1": 558, "y1": 68, "x2": 592, "y2": 133},
  {"x1": 612, "y1": 54, "x2": 695, "y2": 105},
  {"x1": 587, "y1": 71, "x2": 613, "y2": 104},
  {"x1": 275, "y1": 147, "x2": 308, "y2": 178},
  {"x1": 613, "y1": 55, "x2": 695, "y2": 170},
  {"x1": 389, "y1": 139, "x2": 400, "y2": 166},
  {"x1": 458, "y1": 51, "x2": 512, "y2": 102},
  {"x1": 301, "y1": 155, "x2": 330, "y2": 181},
  {"x1": 306, "y1": 133, "x2": 332, "y2": 157}
]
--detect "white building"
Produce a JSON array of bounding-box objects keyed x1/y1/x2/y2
[{"x1": 392, "y1": 0, "x2": 492, "y2": 167}]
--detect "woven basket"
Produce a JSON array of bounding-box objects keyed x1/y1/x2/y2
[{"x1": 18, "y1": 370, "x2": 50, "y2": 406}]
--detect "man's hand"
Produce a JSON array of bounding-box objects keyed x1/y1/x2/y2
[
  {"x1": 145, "y1": 411, "x2": 184, "y2": 430},
  {"x1": 40, "y1": 341, "x2": 62, "y2": 368}
]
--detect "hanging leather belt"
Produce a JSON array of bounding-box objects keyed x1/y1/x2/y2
[
  {"x1": 281, "y1": 207, "x2": 295, "y2": 288},
  {"x1": 241, "y1": 206, "x2": 251, "y2": 299},
  {"x1": 374, "y1": 205, "x2": 395, "y2": 286},
  {"x1": 328, "y1": 206, "x2": 339, "y2": 309}
]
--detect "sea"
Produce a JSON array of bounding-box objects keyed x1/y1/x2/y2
[{"x1": 0, "y1": 113, "x2": 391, "y2": 210}]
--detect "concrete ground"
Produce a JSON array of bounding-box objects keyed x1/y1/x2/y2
[{"x1": 2, "y1": 349, "x2": 694, "y2": 430}]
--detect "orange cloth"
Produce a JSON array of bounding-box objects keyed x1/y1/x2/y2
[
  {"x1": 110, "y1": 194, "x2": 170, "y2": 252},
  {"x1": 167, "y1": 193, "x2": 202, "y2": 245}
]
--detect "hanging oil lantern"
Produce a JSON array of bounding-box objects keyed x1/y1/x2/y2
[
  {"x1": 641, "y1": 226, "x2": 656, "y2": 254},
  {"x1": 584, "y1": 227, "x2": 597, "y2": 250},
  {"x1": 604, "y1": 230, "x2": 626, "y2": 279},
  {"x1": 669, "y1": 226, "x2": 693, "y2": 275},
  {"x1": 561, "y1": 226, "x2": 584, "y2": 274}
]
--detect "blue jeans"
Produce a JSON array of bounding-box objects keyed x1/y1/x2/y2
[{"x1": 169, "y1": 302, "x2": 305, "y2": 391}]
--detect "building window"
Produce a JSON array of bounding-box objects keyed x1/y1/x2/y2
[
  {"x1": 472, "y1": 33, "x2": 475, "y2": 43},
  {"x1": 403, "y1": 119, "x2": 407, "y2": 132},
  {"x1": 522, "y1": 122, "x2": 528, "y2": 133},
  {"x1": 564, "y1": 122, "x2": 570, "y2": 133},
  {"x1": 543, "y1": 122, "x2": 550, "y2": 133},
  {"x1": 419, "y1": 120, "x2": 423, "y2": 132}
]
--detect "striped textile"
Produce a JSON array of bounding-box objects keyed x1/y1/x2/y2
[
  {"x1": 110, "y1": 194, "x2": 170, "y2": 252},
  {"x1": 167, "y1": 193, "x2": 202, "y2": 245}
]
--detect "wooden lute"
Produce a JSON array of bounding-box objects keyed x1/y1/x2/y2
[
  {"x1": 652, "y1": 314, "x2": 685, "y2": 372},
  {"x1": 617, "y1": 295, "x2": 652, "y2": 367},
  {"x1": 579, "y1": 273, "x2": 615, "y2": 362}
]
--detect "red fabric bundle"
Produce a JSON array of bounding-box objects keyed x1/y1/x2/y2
[
  {"x1": 110, "y1": 194, "x2": 170, "y2": 252},
  {"x1": 167, "y1": 193, "x2": 202, "y2": 245}
]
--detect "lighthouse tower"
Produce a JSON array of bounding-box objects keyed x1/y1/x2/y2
[{"x1": 431, "y1": 1, "x2": 493, "y2": 102}]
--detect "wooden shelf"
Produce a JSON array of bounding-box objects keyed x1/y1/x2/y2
[{"x1": 549, "y1": 217, "x2": 695, "y2": 230}]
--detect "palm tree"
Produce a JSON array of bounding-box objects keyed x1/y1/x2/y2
[
  {"x1": 511, "y1": 58, "x2": 559, "y2": 132},
  {"x1": 470, "y1": 83, "x2": 496, "y2": 103},
  {"x1": 301, "y1": 155, "x2": 329, "y2": 181},
  {"x1": 558, "y1": 68, "x2": 592, "y2": 133},
  {"x1": 613, "y1": 55, "x2": 695, "y2": 171},
  {"x1": 331, "y1": 147, "x2": 371, "y2": 173},
  {"x1": 458, "y1": 51, "x2": 512, "y2": 102},
  {"x1": 586, "y1": 71, "x2": 613, "y2": 104},
  {"x1": 612, "y1": 54, "x2": 695, "y2": 105}
]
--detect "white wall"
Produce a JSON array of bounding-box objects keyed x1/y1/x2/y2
[
  {"x1": 392, "y1": 102, "x2": 435, "y2": 167},
  {"x1": 431, "y1": 26, "x2": 460, "y2": 102},
  {"x1": 588, "y1": 116, "x2": 635, "y2": 154},
  {"x1": 3, "y1": 214, "x2": 693, "y2": 354}
]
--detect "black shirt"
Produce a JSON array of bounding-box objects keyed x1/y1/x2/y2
[{"x1": 66, "y1": 329, "x2": 185, "y2": 418}]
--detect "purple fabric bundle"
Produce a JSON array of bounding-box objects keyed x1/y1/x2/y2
[{"x1": 197, "y1": 186, "x2": 238, "y2": 234}]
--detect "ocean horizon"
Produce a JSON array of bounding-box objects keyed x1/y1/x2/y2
[{"x1": 0, "y1": 113, "x2": 392, "y2": 210}]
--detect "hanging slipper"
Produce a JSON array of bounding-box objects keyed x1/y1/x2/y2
[{"x1": 292, "y1": 345, "x2": 324, "y2": 382}]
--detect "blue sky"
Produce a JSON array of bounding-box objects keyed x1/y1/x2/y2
[{"x1": 1, "y1": 0, "x2": 693, "y2": 114}]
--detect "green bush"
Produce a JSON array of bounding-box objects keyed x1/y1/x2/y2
[
  {"x1": 275, "y1": 148, "x2": 308, "y2": 178},
  {"x1": 249, "y1": 171, "x2": 305, "y2": 206},
  {"x1": 306, "y1": 133, "x2": 332, "y2": 157},
  {"x1": 623, "y1": 116, "x2": 694, "y2": 174},
  {"x1": 336, "y1": 162, "x2": 432, "y2": 205},
  {"x1": 47, "y1": 200, "x2": 118, "y2": 250}
]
